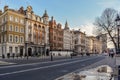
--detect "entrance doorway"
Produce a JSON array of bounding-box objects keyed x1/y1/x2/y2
[
  {"x1": 46, "y1": 49, "x2": 49, "y2": 56},
  {"x1": 20, "y1": 47, "x2": 23, "y2": 56},
  {"x1": 28, "y1": 48, "x2": 32, "y2": 56}
]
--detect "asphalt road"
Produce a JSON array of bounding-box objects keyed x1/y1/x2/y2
[
  {"x1": 0, "y1": 56, "x2": 105, "y2": 80},
  {"x1": 0, "y1": 55, "x2": 84, "y2": 65}
]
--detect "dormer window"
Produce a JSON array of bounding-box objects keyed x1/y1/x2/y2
[{"x1": 9, "y1": 16, "x2": 13, "y2": 21}]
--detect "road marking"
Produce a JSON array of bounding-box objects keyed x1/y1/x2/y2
[
  {"x1": 0, "y1": 56, "x2": 89, "y2": 69},
  {"x1": 0, "y1": 57, "x2": 100, "y2": 76},
  {"x1": 55, "y1": 58, "x2": 105, "y2": 80}
]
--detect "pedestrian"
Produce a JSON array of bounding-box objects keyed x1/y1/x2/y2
[
  {"x1": 110, "y1": 50, "x2": 114, "y2": 58},
  {"x1": 70, "y1": 53, "x2": 73, "y2": 59},
  {"x1": 7, "y1": 53, "x2": 10, "y2": 58},
  {"x1": 50, "y1": 52, "x2": 53, "y2": 61},
  {"x1": 12, "y1": 53, "x2": 15, "y2": 59},
  {"x1": 2, "y1": 54, "x2": 5, "y2": 59},
  {"x1": 81, "y1": 53, "x2": 83, "y2": 56}
]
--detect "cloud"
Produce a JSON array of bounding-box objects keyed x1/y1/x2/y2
[
  {"x1": 97, "y1": 0, "x2": 116, "y2": 7},
  {"x1": 72, "y1": 23, "x2": 96, "y2": 36},
  {"x1": 97, "y1": 0, "x2": 120, "y2": 10},
  {"x1": 81, "y1": 23, "x2": 96, "y2": 36}
]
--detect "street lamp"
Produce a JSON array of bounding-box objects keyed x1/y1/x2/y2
[
  {"x1": 49, "y1": 43, "x2": 53, "y2": 61},
  {"x1": 25, "y1": 41, "x2": 29, "y2": 59},
  {"x1": 115, "y1": 14, "x2": 120, "y2": 54},
  {"x1": 115, "y1": 14, "x2": 120, "y2": 75}
]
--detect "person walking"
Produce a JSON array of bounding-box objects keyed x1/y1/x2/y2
[{"x1": 110, "y1": 50, "x2": 114, "y2": 58}]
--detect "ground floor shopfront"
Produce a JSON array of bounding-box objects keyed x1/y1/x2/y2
[
  {"x1": 0, "y1": 43, "x2": 50, "y2": 57},
  {"x1": 25, "y1": 44, "x2": 50, "y2": 56},
  {"x1": 0, "y1": 43, "x2": 24, "y2": 57}
]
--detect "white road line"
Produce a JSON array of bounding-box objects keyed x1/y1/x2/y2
[
  {"x1": 55, "y1": 58, "x2": 105, "y2": 80},
  {"x1": 0, "y1": 57, "x2": 100, "y2": 76},
  {"x1": 0, "y1": 57, "x2": 83, "y2": 69}
]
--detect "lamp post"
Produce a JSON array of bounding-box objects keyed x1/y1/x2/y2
[
  {"x1": 115, "y1": 14, "x2": 120, "y2": 54},
  {"x1": 115, "y1": 14, "x2": 120, "y2": 76},
  {"x1": 49, "y1": 43, "x2": 53, "y2": 61},
  {"x1": 25, "y1": 41, "x2": 29, "y2": 59}
]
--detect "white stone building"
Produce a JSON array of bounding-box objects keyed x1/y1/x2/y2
[
  {"x1": 74, "y1": 30, "x2": 86, "y2": 54},
  {"x1": 63, "y1": 21, "x2": 73, "y2": 51}
]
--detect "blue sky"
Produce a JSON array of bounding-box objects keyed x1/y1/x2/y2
[{"x1": 0, "y1": 0, "x2": 120, "y2": 35}]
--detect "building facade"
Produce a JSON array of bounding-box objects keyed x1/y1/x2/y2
[
  {"x1": 87, "y1": 36, "x2": 102, "y2": 54},
  {"x1": 0, "y1": 5, "x2": 104, "y2": 57},
  {"x1": 24, "y1": 6, "x2": 49, "y2": 56},
  {"x1": 63, "y1": 21, "x2": 73, "y2": 51},
  {"x1": 85, "y1": 36, "x2": 90, "y2": 53},
  {"x1": 74, "y1": 30, "x2": 86, "y2": 54},
  {"x1": 0, "y1": 6, "x2": 25, "y2": 56},
  {"x1": 0, "y1": 6, "x2": 50, "y2": 56},
  {"x1": 49, "y1": 17, "x2": 63, "y2": 51}
]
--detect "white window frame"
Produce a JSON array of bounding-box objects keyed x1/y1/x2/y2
[
  {"x1": 20, "y1": 36, "x2": 24, "y2": 43},
  {"x1": 9, "y1": 46, "x2": 12, "y2": 53},
  {"x1": 9, "y1": 34, "x2": 13, "y2": 42},
  {"x1": 9, "y1": 25, "x2": 13, "y2": 31},
  {"x1": 21, "y1": 27, "x2": 24, "y2": 33},
  {"x1": 15, "y1": 26, "x2": 19, "y2": 32},
  {"x1": 15, "y1": 35, "x2": 19, "y2": 43},
  {"x1": 10, "y1": 16, "x2": 13, "y2": 21}
]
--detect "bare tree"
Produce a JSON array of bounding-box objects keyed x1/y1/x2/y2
[{"x1": 94, "y1": 8, "x2": 117, "y2": 52}]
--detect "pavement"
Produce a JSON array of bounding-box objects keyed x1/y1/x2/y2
[
  {"x1": 0, "y1": 61, "x2": 15, "y2": 65},
  {"x1": 56, "y1": 56, "x2": 117, "y2": 80},
  {"x1": 0, "y1": 55, "x2": 80, "y2": 65}
]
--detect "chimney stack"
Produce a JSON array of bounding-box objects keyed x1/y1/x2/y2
[{"x1": 4, "y1": 6, "x2": 8, "y2": 12}]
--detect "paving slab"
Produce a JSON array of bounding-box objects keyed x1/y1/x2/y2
[{"x1": 55, "y1": 57, "x2": 116, "y2": 80}]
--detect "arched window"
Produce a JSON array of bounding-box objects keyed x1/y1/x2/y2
[
  {"x1": 15, "y1": 36, "x2": 18, "y2": 43},
  {"x1": 9, "y1": 25, "x2": 13, "y2": 31},
  {"x1": 38, "y1": 25, "x2": 41, "y2": 30},
  {"x1": 34, "y1": 24, "x2": 37, "y2": 28},
  {"x1": 42, "y1": 26, "x2": 44, "y2": 29}
]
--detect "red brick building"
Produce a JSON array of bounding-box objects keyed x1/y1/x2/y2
[{"x1": 49, "y1": 17, "x2": 63, "y2": 51}]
